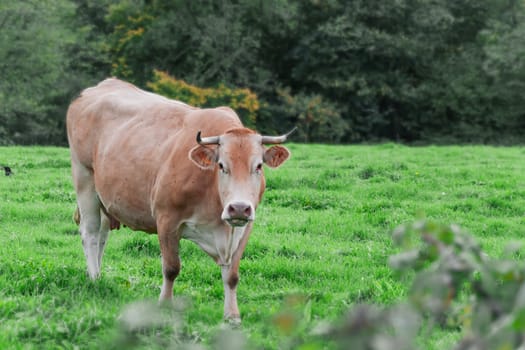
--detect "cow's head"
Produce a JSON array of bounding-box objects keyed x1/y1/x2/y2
[{"x1": 189, "y1": 127, "x2": 294, "y2": 227}]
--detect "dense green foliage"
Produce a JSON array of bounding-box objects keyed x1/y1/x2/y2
[
  {"x1": 147, "y1": 70, "x2": 259, "y2": 127},
  {"x1": 1, "y1": 144, "x2": 524, "y2": 348},
  {"x1": 0, "y1": 0, "x2": 524, "y2": 144}
]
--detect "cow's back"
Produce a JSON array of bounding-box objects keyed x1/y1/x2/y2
[
  {"x1": 67, "y1": 78, "x2": 243, "y2": 232},
  {"x1": 67, "y1": 78, "x2": 193, "y2": 165}
]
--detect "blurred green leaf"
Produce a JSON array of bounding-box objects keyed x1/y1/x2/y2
[{"x1": 388, "y1": 250, "x2": 420, "y2": 270}]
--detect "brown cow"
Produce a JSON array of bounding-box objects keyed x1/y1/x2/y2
[{"x1": 66, "y1": 78, "x2": 293, "y2": 323}]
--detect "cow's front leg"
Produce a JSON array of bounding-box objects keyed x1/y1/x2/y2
[
  {"x1": 221, "y1": 223, "x2": 253, "y2": 324},
  {"x1": 157, "y1": 216, "x2": 181, "y2": 301},
  {"x1": 221, "y1": 264, "x2": 240, "y2": 323}
]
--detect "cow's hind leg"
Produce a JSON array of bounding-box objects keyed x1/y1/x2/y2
[
  {"x1": 97, "y1": 211, "x2": 110, "y2": 273},
  {"x1": 72, "y1": 162, "x2": 106, "y2": 279},
  {"x1": 78, "y1": 195, "x2": 103, "y2": 279},
  {"x1": 74, "y1": 206, "x2": 110, "y2": 272}
]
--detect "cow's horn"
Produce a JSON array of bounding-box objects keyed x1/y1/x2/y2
[
  {"x1": 261, "y1": 127, "x2": 297, "y2": 144},
  {"x1": 196, "y1": 131, "x2": 220, "y2": 145}
]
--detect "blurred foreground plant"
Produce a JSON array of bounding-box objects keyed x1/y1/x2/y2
[
  {"x1": 115, "y1": 298, "x2": 247, "y2": 350},
  {"x1": 389, "y1": 221, "x2": 525, "y2": 350},
  {"x1": 113, "y1": 220, "x2": 525, "y2": 349}
]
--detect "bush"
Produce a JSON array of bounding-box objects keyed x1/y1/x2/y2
[
  {"x1": 276, "y1": 87, "x2": 348, "y2": 143},
  {"x1": 147, "y1": 70, "x2": 259, "y2": 128}
]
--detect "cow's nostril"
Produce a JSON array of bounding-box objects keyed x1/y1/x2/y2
[{"x1": 227, "y1": 202, "x2": 252, "y2": 219}]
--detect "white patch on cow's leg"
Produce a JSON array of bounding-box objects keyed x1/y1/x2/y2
[
  {"x1": 83, "y1": 234, "x2": 100, "y2": 279},
  {"x1": 77, "y1": 188, "x2": 103, "y2": 279},
  {"x1": 221, "y1": 265, "x2": 240, "y2": 324},
  {"x1": 71, "y1": 160, "x2": 104, "y2": 279},
  {"x1": 159, "y1": 257, "x2": 179, "y2": 301},
  {"x1": 78, "y1": 197, "x2": 102, "y2": 279},
  {"x1": 159, "y1": 253, "x2": 181, "y2": 301}
]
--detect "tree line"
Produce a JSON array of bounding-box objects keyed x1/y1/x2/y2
[{"x1": 1, "y1": 0, "x2": 524, "y2": 145}]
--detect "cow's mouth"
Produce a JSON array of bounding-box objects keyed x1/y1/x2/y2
[
  {"x1": 222, "y1": 201, "x2": 254, "y2": 227},
  {"x1": 226, "y1": 218, "x2": 250, "y2": 227}
]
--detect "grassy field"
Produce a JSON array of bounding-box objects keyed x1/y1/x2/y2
[{"x1": 0, "y1": 144, "x2": 524, "y2": 349}]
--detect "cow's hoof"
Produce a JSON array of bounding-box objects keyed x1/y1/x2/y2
[
  {"x1": 224, "y1": 316, "x2": 242, "y2": 328},
  {"x1": 158, "y1": 298, "x2": 174, "y2": 308},
  {"x1": 85, "y1": 269, "x2": 100, "y2": 280}
]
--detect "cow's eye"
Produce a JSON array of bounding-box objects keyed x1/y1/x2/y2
[{"x1": 255, "y1": 163, "x2": 263, "y2": 173}]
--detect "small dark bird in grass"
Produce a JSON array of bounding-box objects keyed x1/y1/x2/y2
[{"x1": 3, "y1": 166, "x2": 12, "y2": 176}]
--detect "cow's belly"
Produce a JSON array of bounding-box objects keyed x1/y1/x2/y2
[
  {"x1": 92, "y1": 122, "x2": 169, "y2": 233},
  {"x1": 94, "y1": 166, "x2": 158, "y2": 233},
  {"x1": 90, "y1": 185, "x2": 155, "y2": 232},
  {"x1": 105, "y1": 202, "x2": 157, "y2": 232}
]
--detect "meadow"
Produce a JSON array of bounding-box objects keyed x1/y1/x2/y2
[{"x1": 0, "y1": 144, "x2": 524, "y2": 349}]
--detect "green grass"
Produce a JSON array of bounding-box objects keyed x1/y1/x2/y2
[{"x1": 0, "y1": 144, "x2": 524, "y2": 349}]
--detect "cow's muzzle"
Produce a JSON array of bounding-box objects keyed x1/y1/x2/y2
[{"x1": 222, "y1": 201, "x2": 254, "y2": 227}]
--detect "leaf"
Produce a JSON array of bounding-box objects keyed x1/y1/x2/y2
[
  {"x1": 438, "y1": 228, "x2": 455, "y2": 245},
  {"x1": 503, "y1": 241, "x2": 524, "y2": 258},
  {"x1": 513, "y1": 284, "x2": 525, "y2": 311},
  {"x1": 303, "y1": 299, "x2": 312, "y2": 323},
  {"x1": 388, "y1": 250, "x2": 420, "y2": 270},
  {"x1": 512, "y1": 309, "x2": 525, "y2": 331},
  {"x1": 391, "y1": 224, "x2": 408, "y2": 246},
  {"x1": 273, "y1": 312, "x2": 296, "y2": 335}
]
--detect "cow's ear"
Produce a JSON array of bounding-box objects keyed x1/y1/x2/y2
[
  {"x1": 189, "y1": 145, "x2": 216, "y2": 170},
  {"x1": 263, "y1": 145, "x2": 290, "y2": 168}
]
